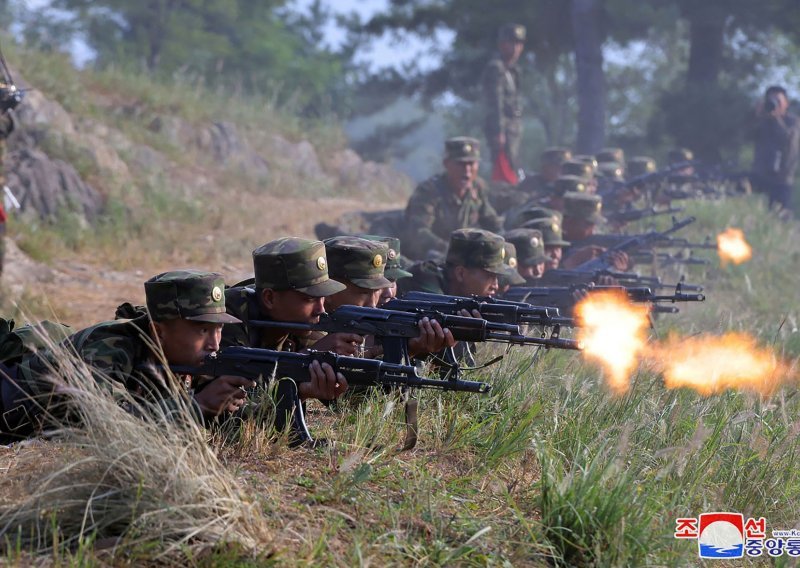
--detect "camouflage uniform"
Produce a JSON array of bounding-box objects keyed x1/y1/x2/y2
[
  {"x1": 324, "y1": 236, "x2": 392, "y2": 292},
  {"x1": 404, "y1": 138, "x2": 502, "y2": 260},
  {"x1": 361, "y1": 235, "x2": 413, "y2": 282},
  {"x1": 561, "y1": 193, "x2": 605, "y2": 258},
  {"x1": 482, "y1": 24, "x2": 526, "y2": 170},
  {"x1": 498, "y1": 241, "x2": 526, "y2": 288},
  {"x1": 2, "y1": 270, "x2": 238, "y2": 441},
  {"x1": 504, "y1": 229, "x2": 548, "y2": 267},
  {"x1": 0, "y1": 111, "x2": 14, "y2": 276},
  {"x1": 511, "y1": 148, "x2": 573, "y2": 209}
]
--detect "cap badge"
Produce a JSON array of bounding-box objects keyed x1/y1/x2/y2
[
  {"x1": 577, "y1": 183, "x2": 586, "y2": 192},
  {"x1": 552, "y1": 222, "x2": 560, "y2": 232},
  {"x1": 372, "y1": 254, "x2": 383, "y2": 268},
  {"x1": 316, "y1": 256, "x2": 327, "y2": 271},
  {"x1": 531, "y1": 237, "x2": 540, "y2": 248},
  {"x1": 387, "y1": 249, "x2": 397, "y2": 260},
  {"x1": 596, "y1": 203, "x2": 602, "y2": 211},
  {"x1": 500, "y1": 247, "x2": 506, "y2": 260},
  {"x1": 509, "y1": 257, "x2": 518, "y2": 269},
  {"x1": 212, "y1": 286, "x2": 223, "y2": 302},
  {"x1": 464, "y1": 143, "x2": 472, "y2": 153}
]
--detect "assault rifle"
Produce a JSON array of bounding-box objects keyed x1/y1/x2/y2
[
  {"x1": 503, "y1": 283, "x2": 705, "y2": 315},
  {"x1": 170, "y1": 346, "x2": 489, "y2": 393},
  {"x1": 249, "y1": 305, "x2": 582, "y2": 365},
  {"x1": 383, "y1": 291, "x2": 575, "y2": 327},
  {"x1": 539, "y1": 268, "x2": 704, "y2": 292},
  {"x1": 628, "y1": 251, "x2": 710, "y2": 267},
  {"x1": 605, "y1": 205, "x2": 684, "y2": 224}
]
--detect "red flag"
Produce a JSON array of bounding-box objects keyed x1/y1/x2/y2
[
  {"x1": 0, "y1": 203, "x2": 6, "y2": 224},
  {"x1": 491, "y1": 148, "x2": 518, "y2": 184}
]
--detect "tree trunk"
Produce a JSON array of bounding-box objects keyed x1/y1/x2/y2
[
  {"x1": 686, "y1": 14, "x2": 725, "y2": 86},
  {"x1": 571, "y1": 0, "x2": 606, "y2": 154}
]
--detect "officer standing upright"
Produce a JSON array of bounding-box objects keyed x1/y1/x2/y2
[{"x1": 482, "y1": 23, "x2": 526, "y2": 180}]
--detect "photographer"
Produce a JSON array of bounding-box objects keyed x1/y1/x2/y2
[
  {"x1": 752, "y1": 85, "x2": 800, "y2": 213},
  {"x1": 0, "y1": 82, "x2": 15, "y2": 276}
]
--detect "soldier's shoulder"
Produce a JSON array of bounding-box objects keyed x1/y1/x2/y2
[
  {"x1": 224, "y1": 285, "x2": 256, "y2": 319},
  {"x1": 409, "y1": 174, "x2": 447, "y2": 203},
  {"x1": 483, "y1": 58, "x2": 506, "y2": 75},
  {"x1": 399, "y1": 260, "x2": 446, "y2": 295}
]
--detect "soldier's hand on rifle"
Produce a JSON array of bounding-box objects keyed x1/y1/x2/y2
[
  {"x1": 312, "y1": 332, "x2": 365, "y2": 356},
  {"x1": 299, "y1": 359, "x2": 348, "y2": 401},
  {"x1": 408, "y1": 317, "x2": 456, "y2": 357},
  {"x1": 457, "y1": 309, "x2": 483, "y2": 319},
  {"x1": 609, "y1": 250, "x2": 630, "y2": 271},
  {"x1": 562, "y1": 245, "x2": 604, "y2": 269},
  {"x1": 194, "y1": 375, "x2": 256, "y2": 418}
]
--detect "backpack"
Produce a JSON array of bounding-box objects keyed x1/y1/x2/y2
[{"x1": 0, "y1": 318, "x2": 72, "y2": 366}]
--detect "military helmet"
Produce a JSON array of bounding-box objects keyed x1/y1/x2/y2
[
  {"x1": 145, "y1": 270, "x2": 241, "y2": 324},
  {"x1": 252, "y1": 237, "x2": 346, "y2": 297},
  {"x1": 445, "y1": 137, "x2": 480, "y2": 162},
  {"x1": 324, "y1": 236, "x2": 393, "y2": 290},
  {"x1": 498, "y1": 23, "x2": 526, "y2": 43},
  {"x1": 503, "y1": 229, "x2": 549, "y2": 266},
  {"x1": 561, "y1": 160, "x2": 594, "y2": 181},
  {"x1": 668, "y1": 148, "x2": 694, "y2": 164},
  {"x1": 563, "y1": 192, "x2": 605, "y2": 224},
  {"x1": 627, "y1": 156, "x2": 657, "y2": 178},
  {"x1": 596, "y1": 147, "x2": 625, "y2": 165},
  {"x1": 446, "y1": 229, "x2": 507, "y2": 274},
  {"x1": 554, "y1": 175, "x2": 588, "y2": 196},
  {"x1": 360, "y1": 235, "x2": 413, "y2": 281}
]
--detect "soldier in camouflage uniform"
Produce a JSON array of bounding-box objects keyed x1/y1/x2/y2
[
  {"x1": 360, "y1": 235, "x2": 414, "y2": 307},
  {"x1": 0, "y1": 97, "x2": 14, "y2": 277},
  {"x1": 222, "y1": 237, "x2": 350, "y2": 445},
  {"x1": 521, "y1": 217, "x2": 571, "y2": 271},
  {"x1": 399, "y1": 229, "x2": 507, "y2": 297},
  {"x1": 493, "y1": 147, "x2": 572, "y2": 214},
  {"x1": 1, "y1": 270, "x2": 251, "y2": 442},
  {"x1": 596, "y1": 147, "x2": 626, "y2": 168},
  {"x1": 502, "y1": 228, "x2": 549, "y2": 283},
  {"x1": 482, "y1": 23, "x2": 526, "y2": 171},
  {"x1": 403, "y1": 137, "x2": 502, "y2": 259},
  {"x1": 497, "y1": 241, "x2": 527, "y2": 294}
]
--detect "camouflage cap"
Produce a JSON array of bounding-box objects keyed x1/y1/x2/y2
[
  {"x1": 627, "y1": 156, "x2": 657, "y2": 178},
  {"x1": 498, "y1": 23, "x2": 527, "y2": 42},
  {"x1": 541, "y1": 147, "x2": 572, "y2": 166},
  {"x1": 505, "y1": 205, "x2": 562, "y2": 230},
  {"x1": 563, "y1": 192, "x2": 605, "y2": 224},
  {"x1": 446, "y1": 229, "x2": 506, "y2": 275},
  {"x1": 561, "y1": 160, "x2": 594, "y2": 181},
  {"x1": 574, "y1": 154, "x2": 599, "y2": 173},
  {"x1": 596, "y1": 147, "x2": 625, "y2": 165},
  {"x1": 522, "y1": 218, "x2": 571, "y2": 247},
  {"x1": 145, "y1": 270, "x2": 241, "y2": 324},
  {"x1": 360, "y1": 235, "x2": 413, "y2": 281},
  {"x1": 445, "y1": 136, "x2": 480, "y2": 162},
  {"x1": 503, "y1": 229, "x2": 549, "y2": 266},
  {"x1": 324, "y1": 236, "x2": 393, "y2": 290},
  {"x1": 500, "y1": 242, "x2": 527, "y2": 286},
  {"x1": 597, "y1": 161, "x2": 625, "y2": 181},
  {"x1": 252, "y1": 237, "x2": 346, "y2": 297},
  {"x1": 554, "y1": 175, "x2": 588, "y2": 196},
  {"x1": 668, "y1": 148, "x2": 694, "y2": 164}
]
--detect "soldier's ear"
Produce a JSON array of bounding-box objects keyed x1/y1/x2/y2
[
  {"x1": 453, "y1": 265, "x2": 466, "y2": 284},
  {"x1": 260, "y1": 288, "x2": 276, "y2": 310}
]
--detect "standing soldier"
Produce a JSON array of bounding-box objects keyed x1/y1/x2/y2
[
  {"x1": 0, "y1": 82, "x2": 15, "y2": 277},
  {"x1": 482, "y1": 23, "x2": 526, "y2": 182}
]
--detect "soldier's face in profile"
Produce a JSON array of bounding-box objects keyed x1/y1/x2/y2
[
  {"x1": 452, "y1": 266, "x2": 499, "y2": 297},
  {"x1": 261, "y1": 289, "x2": 325, "y2": 329},
  {"x1": 326, "y1": 281, "x2": 382, "y2": 310},
  {"x1": 154, "y1": 319, "x2": 223, "y2": 367},
  {"x1": 499, "y1": 40, "x2": 524, "y2": 64},
  {"x1": 378, "y1": 281, "x2": 397, "y2": 307},
  {"x1": 519, "y1": 262, "x2": 546, "y2": 280},
  {"x1": 444, "y1": 158, "x2": 479, "y2": 194},
  {"x1": 563, "y1": 217, "x2": 595, "y2": 241},
  {"x1": 545, "y1": 246, "x2": 562, "y2": 269}
]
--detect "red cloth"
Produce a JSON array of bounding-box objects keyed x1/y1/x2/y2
[
  {"x1": 491, "y1": 148, "x2": 518, "y2": 184},
  {"x1": 0, "y1": 203, "x2": 6, "y2": 224}
]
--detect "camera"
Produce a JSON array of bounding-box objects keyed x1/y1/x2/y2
[
  {"x1": 764, "y1": 94, "x2": 781, "y2": 114},
  {"x1": 0, "y1": 85, "x2": 23, "y2": 113}
]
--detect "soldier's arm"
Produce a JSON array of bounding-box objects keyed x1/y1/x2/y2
[
  {"x1": 482, "y1": 61, "x2": 506, "y2": 138},
  {"x1": 404, "y1": 185, "x2": 449, "y2": 257},
  {"x1": 0, "y1": 113, "x2": 14, "y2": 138},
  {"x1": 478, "y1": 184, "x2": 503, "y2": 232}
]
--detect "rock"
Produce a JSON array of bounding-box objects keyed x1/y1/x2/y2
[
  {"x1": 326, "y1": 149, "x2": 412, "y2": 196},
  {"x1": 13, "y1": 90, "x2": 76, "y2": 136},
  {"x1": 268, "y1": 135, "x2": 325, "y2": 179},
  {"x1": 1, "y1": 239, "x2": 56, "y2": 297},
  {"x1": 6, "y1": 147, "x2": 104, "y2": 221},
  {"x1": 147, "y1": 115, "x2": 193, "y2": 147},
  {"x1": 196, "y1": 122, "x2": 270, "y2": 179}
]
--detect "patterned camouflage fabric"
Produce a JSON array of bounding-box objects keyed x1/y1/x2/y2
[
  {"x1": 596, "y1": 147, "x2": 625, "y2": 165},
  {"x1": 503, "y1": 228, "x2": 549, "y2": 266},
  {"x1": 561, "y1": 160, "x2": 594, "y2": 181},
  {"x1": 668, "y1": 148, "x2": 694, "y2": 164},
  {"x1": 445, "y1": 137, "x2": 481, "y2": 162},
  {"x1": 554, "y1": 176, "x2": 588, "y2": 195},
  {"x1": 252, "y1": 237, "x2": 345, "y2": 297},
  {"x1": 482, "y1": 26, "x2": 525, "y2": 169},
  {"x1": 500, "y1": 242, "x2": 526, "y2": 286},
  {"x1": 504, "y1": 205, "x2": 561, "y2": 230},
  {"x1": 521, "y1": 217, "x2": 571, "y2": 247},
  {"x1": 360, "y1": 235, "x2": 413, "y2": 281},
  {"x1": 145, "y1": 270, "x2": 240, "y2": 323},
  {"x1": 398, "y1": 260, "x2": 447, "y2": 296},
  {"x1": 627, "y1": 156, "x2": 657, "y2": 178},
  {"x1": 564, "y1": 192, "x2": 605, "y2": 224},
  {"x1": 403, "y1": 171, "x2": 502, "y2": 260},
  {"x1": 324, "y1": 236, "x2": 392, "y2": 290},
  {"x1": 445, "y1": 228, "x2": 506, "y2": 274}
]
